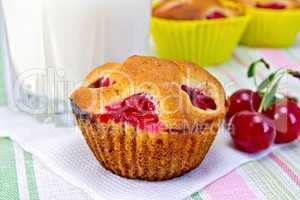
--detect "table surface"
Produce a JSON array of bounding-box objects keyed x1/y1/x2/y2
[{"x1": 1, "y1": 41, "x2": 300, "y2": 200}]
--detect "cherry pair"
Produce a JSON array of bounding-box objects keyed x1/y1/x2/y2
[{"x1": 226, "y1": 59, "x2": 300, "y2": 153}]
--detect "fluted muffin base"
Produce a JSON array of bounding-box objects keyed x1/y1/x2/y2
[{"x1": 75, "y1": 114, "x2": 221, "y2": 181}]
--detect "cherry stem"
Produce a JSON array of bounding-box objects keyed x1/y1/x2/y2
[
  {"x1": 258, "y1": 69, "x2": 286, "y2": 112},
  {"x1": 248, "y1": 58, "x2": 300, "y2": 112},
  {"x1": 253, "y1": 61, "x2": 268, "y2": 89},
  {"x1": 247, "y1": 58, "x2": 270, "y2": 89}
]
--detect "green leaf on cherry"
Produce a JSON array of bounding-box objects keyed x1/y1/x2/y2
[
  {"x1": 261, "y1": 82, "x2": 279, "y2": 111},
  {"x1": 257, "y1": 72, "x2": 275, "y2": 91},
  {"x1": 247, "y1": 58, "x2": 270, "y2": 78},
  {"x1": 247, "y1": 59, "x2": 300, "y2": 113}
]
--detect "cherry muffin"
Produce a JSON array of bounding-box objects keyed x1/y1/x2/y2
[
  {"x1": 151, "y1": 0, "x2": 249, "y2": 66},
  {"x1": 153, "y1": 0, "x2": 244, "y2": 20},
  {"x1": 239, "y1": 0, "x2": 300, "y2": 9},
  {"x1": 70, "y1": 55, "x2": 226, "y2": 181},
  {"x1": 239, "y1": 0, "x2": 300, "y2": 47}
]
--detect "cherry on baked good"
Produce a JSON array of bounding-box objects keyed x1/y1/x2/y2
[
  {"x1": 124, "y1": 94, "x2": 156, "y2": 112},
  {"x1": 89, "y1": 77, "x2": 112, "y2": 88},
  {"x1": 265, "y1": 100, "x2": 300, "y2": 144},
  {"x1": 226, "y1": 89, "x2": 262, "y2": 123},
  {"x1": 181, "y1": 85, "x2": 217, "y2": 110},
  {"x1": 256, "y1": 2, "x2": 287, "y2": 9},
  {"x1": 206, "y1": 11, "x2": 226, "y2": 19},
  {"x1": 95, "y1": 93, "x2": 161, "y2": 131},
  {"x1": 229, "y1": 111, "x2": 275, "y2": 153}
]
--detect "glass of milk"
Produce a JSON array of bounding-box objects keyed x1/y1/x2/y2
[{"x1": 1, "y1": 0, "x2": 152, "y2": 125}]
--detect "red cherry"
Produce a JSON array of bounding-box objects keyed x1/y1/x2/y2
[
  {"x1": 124, "y1": 94, "x2": 156, "y2": 112},
  {"x1": 105, "y1": 102, "x2": 124, "y2": 112},
  {"x1": 256, "y1": 2, "x2": 287, "y2": 9},
  {"x1": 89, "y1": 77, "x2": 112, "y2": 88},
  {"x1": 95, "y1": 93, "x2": 160, "y2": 131},
  {"x1": 124, "y1": 94, "x2": 143, "y2": 109},
  {"x1": 265, "y1": 100, "x2": 300, "y2": 144},
  {"x1": 138, "y1": 113, "x2": 159, "y2": 129},
  {"x1": 229, "y1": 111, "x2": 276, "y2": 153},
  {"x1": 181, "y1": 85, "x2": 217, "y2": 110},
  {"x1": 97, "y1": 113, "x2": 112, "y2": 123},
  {"x1": 226, "y1": 89, "x2": 262, "y2": 123},
  {"x1": 206, "y1": 11, "x2": 226, "y2": 19},
  {"x1": 101, "y1": 77, "x2": 111, "y2": 87},
  {"x1": 193, "y1": 92, "x2": 217, "y2": 110}
]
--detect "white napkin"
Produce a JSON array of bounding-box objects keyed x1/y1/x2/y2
[{"x1": 0, "y1": 107, "x2": 292, "y2": 200}]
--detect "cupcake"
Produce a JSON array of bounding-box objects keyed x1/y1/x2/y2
[
  {"x1": 70, "y1": 55, "x2": 226, "y2": 181},
  {"x1": 239, "y1": 0, "x2": 300, "y2": 47},
  {"x1": 151, "y1": 0, "x2": 250, "y2": 66}
]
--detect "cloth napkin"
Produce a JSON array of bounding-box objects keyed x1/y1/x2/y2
[{"x1": 0, "y1": 107, "x2": 293, "y2": 200}]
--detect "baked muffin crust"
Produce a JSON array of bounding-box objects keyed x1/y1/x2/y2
[
  {"x1": 71, "y1": 55, "x2": 226, "y2": 131},
  {"x1": 152, "y1": 0, "x2": 244, "y2": 20}
]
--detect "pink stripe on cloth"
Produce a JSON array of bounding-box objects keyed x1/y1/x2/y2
[
  {"x1": 269, "y1": 153, "x2": 300, "y2": 187},
  {"x1": 259, "y1": 50, "x2": 299, "y2": 71},
  {"x1": 204, "y1": 171, "x2": 257, "y2": 200}
]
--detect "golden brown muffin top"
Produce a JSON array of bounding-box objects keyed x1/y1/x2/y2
[
  {"x1": 152, "y1": 0, "x2": 244, "y2": 20},
  {"x1": 70, "y1": 56, "x2": 226, "y2": 130},
  {"x1": 239, "y1": 0, "x2": 300, "y2": 9}
]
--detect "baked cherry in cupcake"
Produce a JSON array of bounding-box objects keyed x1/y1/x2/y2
[
  {"x1": 239, "y1": 0, "x2": 300, "y2": 9},
  {"x1": 70, "y1": 56, "x2": 226, "y2": 181},
  {"x1": 153, "y1": 0, "x2": 244, "y2": 20}
]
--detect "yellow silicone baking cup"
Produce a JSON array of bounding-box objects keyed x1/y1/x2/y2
[
  {"x1": 240, "y1": 8, "x2": 300, "y2": 48},
  {"x1": 151, "y1": 15, "x2": 250, "y2": 66}
]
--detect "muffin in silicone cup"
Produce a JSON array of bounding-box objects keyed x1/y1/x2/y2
[
  {"x1": 239, "y1": 0, "x2": 300, "y2": 47},
  {"x1": 151, "y1": 0, "x2": 250, "y2": 66},
  {"x1": 70, "y1": 55, "x2": 226, "y2": 181}
]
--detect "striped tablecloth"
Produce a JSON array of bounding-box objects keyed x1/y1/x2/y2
[{"x1": 1, "y1": 43, "x2": 300, "y2": 200}]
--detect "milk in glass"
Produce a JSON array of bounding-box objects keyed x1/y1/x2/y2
[{"x1": 1, "y1": 0, "x2": 151, "y2": 123}]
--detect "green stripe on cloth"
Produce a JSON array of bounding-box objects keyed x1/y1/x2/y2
[
  {"x1": 276, "y1": 148, "x2": 300, "y2": 178},
  {"x1": 0, "y1": 138, "x2": 19, "y2": 200},
  {"x1": 241, "y1": 159, "x2": 296, "y2": 200},
  {"x1": 24, "y1": 152, "x2": 39, "y2": 200}
]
